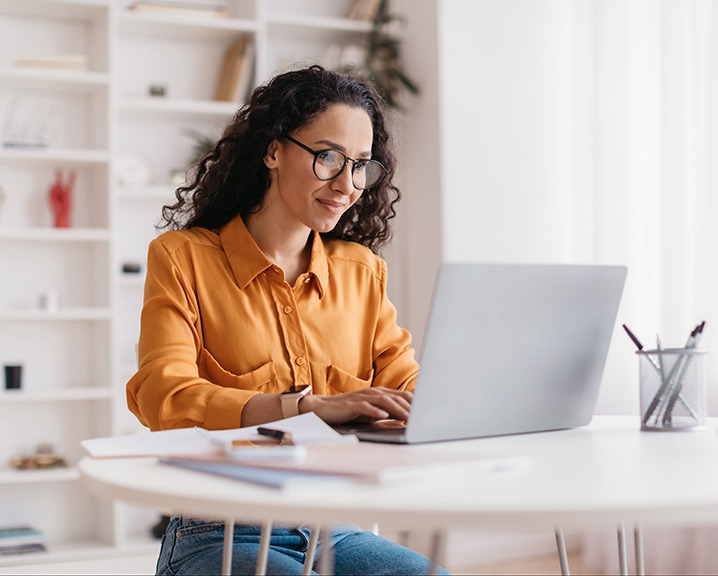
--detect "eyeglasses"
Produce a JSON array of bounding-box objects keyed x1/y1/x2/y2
[{"x1": 284, "y1": 134, "x2": 388, "y2": 190}]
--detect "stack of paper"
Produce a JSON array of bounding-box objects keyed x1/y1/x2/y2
[
  {"x1": 82, "y1": 413, "x2": 524, "y2": 489},
  {"x1": 80, "y1": 413, "x2": 355, "y2": 458},
  {"x1": 160, "y1": 442, "x2": 521, "y2": 489}
]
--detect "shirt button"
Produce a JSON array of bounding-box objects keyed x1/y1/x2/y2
[
  {"x1": 283, "y1": 305, "x2": 293, "y2": 314},
  {"x1": 296, "y1": 357, "x2": 305, "y2": 366}
]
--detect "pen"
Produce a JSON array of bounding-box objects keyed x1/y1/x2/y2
[
  {"x1": 623, "y1": 324, "x2": 661, "y2": 372},
  {"x1": 641, "y1": 334, "x2": 670, "y2": 426},
  {"x1": 661, "y1": 321, "x2": 706, "y2": 424},
  {"x1": 257, "y1": 427, "x2": 294, "y2": 445},
  {"x1": 622, "y1": 324, "x2": 646, "y2": 352}
]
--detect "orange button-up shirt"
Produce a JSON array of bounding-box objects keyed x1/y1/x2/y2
[{"x1": 127, "y1": 215, "x2": 419, "y2": 431}]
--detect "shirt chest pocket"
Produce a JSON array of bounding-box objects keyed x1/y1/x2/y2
[
  {"x1": 326, "y1": 364, "x2": 374, "y2": 395},
  {"x1": 198, "y1": 348, "x2": 279, "y2": 393}
]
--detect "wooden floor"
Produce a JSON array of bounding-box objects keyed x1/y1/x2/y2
[{"x1": 449, "y1": 549, "x2": 586, "y2": 575}]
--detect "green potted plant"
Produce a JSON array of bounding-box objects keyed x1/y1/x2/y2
[{"x1": 339, "y1": 0, "x2": 419, "y2": 109}]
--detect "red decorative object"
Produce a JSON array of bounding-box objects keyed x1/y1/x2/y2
[{"x1": 48, "y1": 169, "x2": 75, "y2": 228}]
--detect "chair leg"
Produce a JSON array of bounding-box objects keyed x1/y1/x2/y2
[
  {"x1": 554, "y1": 526, "x2": 571, "y2": 576},
  {"x1": 617, "y1": 523, "x2": 628, "y2": 576},
  {"x1": 303, "y1": 525, "x2": 320, "y2": 576},
  {"x1": 427, "y1": 530, "x2": 447, "y2": 575},
  {"x1": 317, "y1": 525, "x2": 333, "y2": 575},
  {"x1": 634, "y1": 524, "x2": 645, "y2": 576}
]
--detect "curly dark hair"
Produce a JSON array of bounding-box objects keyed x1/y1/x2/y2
[{"x1": 160, "y1": 65, "x2": 401, "y2": 253}]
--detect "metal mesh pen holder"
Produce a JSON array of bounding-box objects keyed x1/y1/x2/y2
[{"x1": 638, "y1": 348, "x2": 707, "y2": 431}]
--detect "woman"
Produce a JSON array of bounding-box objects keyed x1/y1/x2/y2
[{"x1": 127, "y1": 65, "x2": 448, "y2": 575}]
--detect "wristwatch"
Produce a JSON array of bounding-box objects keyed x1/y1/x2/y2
[{"x1": 280, "y1": 384, "x2": 311, "y2": 419}]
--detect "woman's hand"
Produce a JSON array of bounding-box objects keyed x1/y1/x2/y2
[{"x1": 299, "y1": 388, "x2": 412, "y2": 425}]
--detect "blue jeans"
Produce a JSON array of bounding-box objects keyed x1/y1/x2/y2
[{"x1": 156, "y1": 517, "x2": 450, "y2": 575}]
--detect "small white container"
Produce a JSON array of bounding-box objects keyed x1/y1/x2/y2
[{"x1": 638, "y1": 348, "x2": 707, "y2": 431}]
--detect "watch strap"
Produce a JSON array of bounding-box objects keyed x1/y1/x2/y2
[{"x1": 280, "y1": 386, "x2": 311, "y2": 419}]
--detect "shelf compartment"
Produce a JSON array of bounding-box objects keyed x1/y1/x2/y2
[
  {"x1": 264, "y1": 22, "x2": 371, "y2": 76},
  {"x1": 0, "y1": 322, "x2": 112, "y2": 398},
  {"x1": 0, "y1": 241, "x2": 110, "y2": 310},
  {"x1": 0, "y1": 162, "x2": 109, "y2": 229},
  {"x1": 0, "y1": 481, "x2": 115, "y2": 560},
  {"x1": 115, "y1": 114, "x2": 226, "y2": 189},
  {"x1": 0, "y1": 1, "x2": 110, "y2": 74},
  {"x1": 117, "y1": 26, "x2": 254, "y2": 105},
  {"x1": 0, "y1": 400, "x2": 113, "y2": 472},
  {"x1": 0, "y1": 84, "x2": 110, "y2": 150}
]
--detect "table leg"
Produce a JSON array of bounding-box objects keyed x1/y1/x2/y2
[
  {"x1": 634, "y1": 524, "x2": 645, "y2": 576},
  {"x1": 303, "y1": 525, "x2": 320, "y2": 576},
  {"x1": 617, "y1": 523, "x2": 628, "y2": 576},
  {"x1": 222, "y1": 518, "x2": 235, "y2": 576},
  {"x1": 255, "y1": 521, "x2": 273, "y2": 576},
  {"x1": 396, "y1": 530, "x2": 410, "y2": 547},
  {"x1": 317, "y1": 525, "x2": 333, "y2": 575},
  {"x1": 427, "y1": 529, "x2": 446, "y2": 575},
  {"x1": 554, "y1": 526, "x2": 570, "y2": 576}
]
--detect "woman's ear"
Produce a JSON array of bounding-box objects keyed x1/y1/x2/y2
[{"x1": 263, "y1": 139, "x2": 280, "y2": 169}]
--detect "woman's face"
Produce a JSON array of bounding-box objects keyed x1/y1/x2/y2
[{"x1": 263, "y1": 103, "x2": 373, "y2": 234}]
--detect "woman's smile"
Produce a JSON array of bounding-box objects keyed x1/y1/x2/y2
[{"x1": 316, "y1": 196, "x2": 348, "y2": 214}]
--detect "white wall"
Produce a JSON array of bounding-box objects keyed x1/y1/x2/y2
[
  {"x1": 397, "y1": 0, "x2": 678, "y2": 416},
  {"x1": 388, "y1": 0, "x2": 443, "y2": 351},
  {"x1": 437, "y1": 0, "x2": 576, "y2": 264}
]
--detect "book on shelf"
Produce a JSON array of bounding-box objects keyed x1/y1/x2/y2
[
  {"x1": 15, "y1": 55, "x2": 88, "y2": 72},
  {"x1": 128, "y1": 1, "x2": 231, "y2": 19},
  {"x1": 214, "y1": 38, "x2": 255, "y2": 103},
  {"x1": 0, "y1": 543, "x2": 46, "y2": 556},
  {"x1": 347, "y1": 0, "x2": 383, "y2": 21},
  {"x1": 0, "y1": 525, "x2": 46, "y2": 555}
]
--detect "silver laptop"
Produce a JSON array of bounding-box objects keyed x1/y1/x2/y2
[{"x1": 347, "y1": 262, "x2": 626, "y2": 444}]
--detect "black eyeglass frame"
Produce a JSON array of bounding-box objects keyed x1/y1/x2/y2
[{"x1": 283, "y1": 134, "x2": 389, "y2": 190}]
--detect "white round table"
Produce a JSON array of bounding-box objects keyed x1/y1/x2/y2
[{"x1": 80, "y1": 416, "x2": 718, "y2": 574}]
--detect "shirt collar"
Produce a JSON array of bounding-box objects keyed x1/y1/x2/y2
[
  {"x1": 307, "y1": 231, "x2": 328, "y2": 299},
  {"x1": 219, "y1": 215, "x2": 328, "y2": 298}
]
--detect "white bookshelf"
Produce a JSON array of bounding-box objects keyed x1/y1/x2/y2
[{"x1": 0, "y1": 0, "x2": 388, "y2": 569}]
